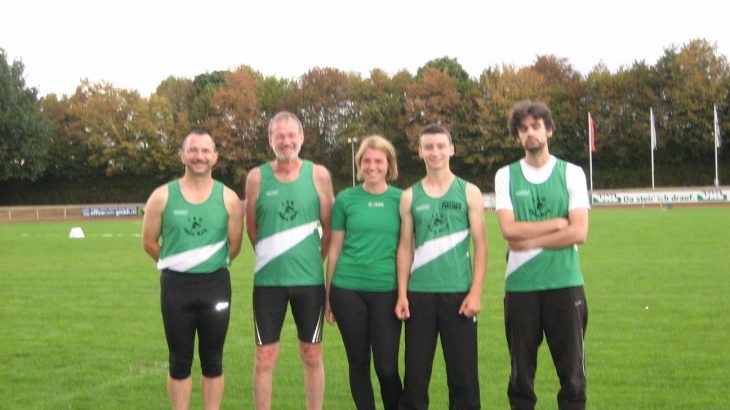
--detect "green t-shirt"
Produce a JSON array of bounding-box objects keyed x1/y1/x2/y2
[
  {"x1": 408, "y1": 177, "x2": 473, "y2": 292},
  {"x1": 253, "y1": 160, "x2": 324, "y2": 286},
  {"x1": 157, "y1": 179, "x2": 229, "y2": 274},
  {"x1": 506, "y1": 159, "x2": 584, "y2": 291},
  {"x1": 331, "y1": 185, "x2": 402, "y2": 291}
]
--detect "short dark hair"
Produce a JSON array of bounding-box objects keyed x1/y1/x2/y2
[
  {"x1": 419, "y1": 123, "x2": 452, "y2": 143},
  {"x1": 180, "y1": 130, "x2": 215, "y2": 152},
  {"x1": 508, "y1": 100, "x2": 555, "y2": 138}
]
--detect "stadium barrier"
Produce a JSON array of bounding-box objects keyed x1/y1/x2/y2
[
  {"x1": 1, "y1": 187, "x2": 728, "y2": 222},
  {"x1": 590, "y1": 188, "x2": 729, "y2": 206},
  {"x1": 0, "y1": 204, "x2": 144, "y2": 222}
]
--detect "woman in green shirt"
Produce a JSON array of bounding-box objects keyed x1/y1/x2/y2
[{"x1": 325, "y1": 135, "x2": 403, "y2": 410}]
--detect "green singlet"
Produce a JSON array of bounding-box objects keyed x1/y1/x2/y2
[
  {"x1": 157, "y1": 180, "x2": 229, "y2": 274},
  {"x1": 408, "y1": 177, "x2": 473, "y2": 292},
  {"x1": 254, "y1": 160, "x2": 324, "y2": 286},
  {"x1": 331, "y1": 185, "x2": 403, "y2": 291},
  {"x1": 505, "y1": 159, "x2": 584, "y2": 291}
]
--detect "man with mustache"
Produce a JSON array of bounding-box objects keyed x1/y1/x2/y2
[{"x1": 143, "y1": 130, "x2": 243, "y2": 410}]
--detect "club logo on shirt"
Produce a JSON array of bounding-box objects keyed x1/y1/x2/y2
[
  {"x1": 515, "y1": 189, "x2": 531, "y2": 197},
  {"x1": 265, "y1": 190, "x2": 279, "y2": 197},
  {"x1": 368, "y1": 201, "x2": 384, "y2": 208},
  {"x1": 441, "y1": 200, "x2": 462, "y2": 211},
  {"x1": 529, "y1": 196, "x2": 551, "y2": 219},
  {"x1": 278, "y1": 199, "x2": 298, "y2": 221},
  {"x1": 184, "y1": 216, "x2": 208, "y2": 237},
  {"x1": 428, "y1": 212, "x2": 449, "y2": 234},
  {"x1": 173, "y1": 209, "x2": 188, "y2": 216},
  {"x1": 415, "y1": 204, "x2": 430, "y2": 212}
]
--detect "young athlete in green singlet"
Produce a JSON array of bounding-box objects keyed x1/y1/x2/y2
[{"x1": 394, "y1": 124, "x2": 488, "y2": 409}]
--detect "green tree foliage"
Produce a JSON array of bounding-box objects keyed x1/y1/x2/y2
[
  {"x1": 0, "y1": 49, "x2": 53, "y2": 181},
  {"x1": 402, "y1": 67, "x2": 461, "y2": 159},
  {"x1": 532, "y1": 55, "x2": 587, "y2": 163},
  {"x1": 657, "y1": 39, "x2": 730, "y2": 161},
  {"x1": 206, "y1": 66, "x2": 265, "y2": 184},
  {"x1": 40, "y1": 93, "x2": 98, "y2": 179},
  {"x1": 4, "y1": 40, "x2": 730, "y2": 204},
  {"x1": 418, "y1": 56, "x2": 471, "y2": 94},
  {"x1": 478, "y1": 64, "x2": 549, "y2": 168},
  {"x1": 189, "y1": 71, "x2": 227, "y2": 126},
  {"x1": 294, "y1": 67, "x2": 357, "y2": 176},
  {"x1": 345, "y1": 69, "x2": 415, "y2": 185}
]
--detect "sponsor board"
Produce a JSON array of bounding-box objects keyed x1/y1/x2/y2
[
  {"x1": 82, "y1": 206, "x2": 140, "y2": 217},
  {"x1": 591, "y1": 189, "x2": 729, "y2": 206}
]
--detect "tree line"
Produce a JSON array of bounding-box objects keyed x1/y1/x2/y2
[{"x1": 1, "y1": 38, "x2": 728, "y2": 205}]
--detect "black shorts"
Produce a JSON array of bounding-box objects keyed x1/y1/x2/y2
[
  {"x1": 160, "y1": 268, "x2": 231, "y2": 378},
  {"x1": 252, "y1": 285, "x2": 325, "y2": 345}
]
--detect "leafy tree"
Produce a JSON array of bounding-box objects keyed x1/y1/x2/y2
[
  {"x1": 657, "y1": 39, "x2": 730, "y2": 161},
  {"x1": 258, "y1": 75, "x2": 295, "y2": 119},
  {"x1": 402, "y1": 67, "x2": 461, "y2": 161},
  {"x1": 0, "y1": 49, "x2": 53, "y2": 181},
  {"x1": 155, "y1": 76, "x2": 195, "y2": 115},
  {"x1": 67, "y1": 80, "x2": 168, "y2": 177},
  {"x1": 293, "y1": 67, "x2": 357, "y2": 175},
  {"x1": 531, "y1": 55, "x2": 588, "y2": 164},
  {"x1": 582, "y1": 62, "x2": 662, "y2": 187},
  {"x1": 41, "y1": 93, "x2": 98, "y2": 179},
  {"x1": 477, "y1": 65, "x2": 549, "y2": 169},
  {"x1": 205, "y1": 66, "x2": 265, "y2": 184},
  {"x1": 189, "y1": 71, "x2": 228, "y2": 126},
  {"x1": 418, "y1": 56, "x2": 471, "y2": 94},
  {"x1": 343, "y1": 69, "x2": 416, "y2": 185}
]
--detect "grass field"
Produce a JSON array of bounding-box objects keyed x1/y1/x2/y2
[{"x1": 1, "y1": 207, "x2": 729, "y2": 409}]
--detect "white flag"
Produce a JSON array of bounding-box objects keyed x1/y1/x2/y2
[
  {"x1": 715, "y1": 104, "x2": 722, "y2": 148},
  {"x1": 650, "y1": 108, "x2": 657, "y2": 150}
]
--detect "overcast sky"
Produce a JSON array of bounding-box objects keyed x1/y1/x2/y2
[{"x1": 2, "y1": 0, "x2": 728, "y2": 97}]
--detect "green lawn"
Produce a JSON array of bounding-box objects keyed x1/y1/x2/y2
[{"x1": 1, "y1": 207, "x2": 728, "y2": 409}]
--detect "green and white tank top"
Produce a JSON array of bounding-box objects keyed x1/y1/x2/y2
[
  {"x1": 157, "y1": 180, "x2": 229, "y2": 274},
  {"x1": 331, "y1": 185, "x2": 402, "y2": 291},
  {"x1": 254, "y1": 160, "x2": 324, "y2": 286},
  {"x1": 409, "y1": 177, "x2": 473, "y2": 292},
  {"x1": 506, "y1": 159, "x2": 584, "y2": 291}
]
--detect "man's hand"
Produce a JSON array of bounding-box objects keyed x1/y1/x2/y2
[{"x1": 458, "y1": 291, "x2": 482, "y2": 319}]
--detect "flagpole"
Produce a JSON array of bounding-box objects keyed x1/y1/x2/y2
[
  {"x1": 714, "y1": 104, "x2": 720, "y2": 187},
  {"x1": 651, "y1": 148, "x2": 655, "y2": 189},
  {"x1": 716, "y1": 141, "x2": 720, "y2": 187},
  {"x1": 588, "y1": 112, "x2": 594, "y2": 192},
  {"x1": 650, "y1": 108, "x2": 656, "y2": 189}
]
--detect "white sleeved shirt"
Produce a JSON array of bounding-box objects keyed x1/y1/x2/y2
[{"x1": 494, "y1": 156, "x2": 590, "y2": 212}]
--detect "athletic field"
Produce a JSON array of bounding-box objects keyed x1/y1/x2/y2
[{"x1": 1, "y1": 207, "x2": 728, "y2": 409}]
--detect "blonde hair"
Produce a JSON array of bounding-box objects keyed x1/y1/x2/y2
[{"x1": 355, "y1": 135, "x2": 399, "y2": 181}]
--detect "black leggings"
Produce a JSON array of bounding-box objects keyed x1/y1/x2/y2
[
  {"x1": 330, "y1": 286, "x2": 402, "y2": 410},
  {"x1": 160, "y1": 268, "x2": 231, "y2": 379}
]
